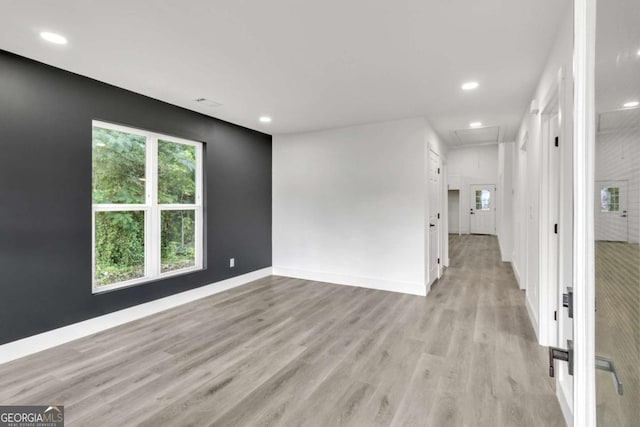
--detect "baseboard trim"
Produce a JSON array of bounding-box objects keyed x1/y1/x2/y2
[
  {"x1": 512, "y1": 261, "x2": 523, "y2": 289},
  {"x1": 525, "y1": 293, "x2": 540, "y2": 341},
  {"x1": 272, "y1": 266, "x2": 427, "y2": 296},
  {"x1": 0, "y1": 267, "x2": 273, "y2": 365},
  {"x1": 557, "y1": 381, "x2": 573, "y2": 426},
  {"x1": 497, "y1": 235, "x2": 511, "y2": 262}
]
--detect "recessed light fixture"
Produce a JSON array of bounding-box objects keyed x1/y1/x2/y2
[
  {"x1": 40, "y1": 31, "x2": 67, "y2": 45},
  {"x1": 469, "y1": 122, "x2": 483, "y2": 128},
  {"x1": 637, "y1": 49, "x2": 640, "y2": 56},
  {"x1": 462, "y1": 81, "x2": 479, "y2": 90},
  {"x1": 259, "y1": 116, "x2": 272, "y2": 123},
  {"x1": 623, "y1": 101, "x2": 639, "y2": 108}
]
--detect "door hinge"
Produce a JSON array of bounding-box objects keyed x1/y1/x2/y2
[
  {"x1": 563, "y1": 287, "x2": 574, "y2": 318},
  {"x1": 554, "y1": 136, "x2": 559, "y2": 147},
  {"x1": 437, "y1": 167, "x2": 440, "y2": 174},
  {"x1": 554, "y1": 224, "x2": 558, "y2": 234},
  {"x1": 437, "y1": 213, "x2": 440, "y2": 219},
  {"x1": 437, "y1": 258, "x2": 440, "y2": 264},
  {"x1": 554, "y1": 310, "x2": 557, "y2": 321},
  {"x1": 548, "y1": 340, "x2": 573, "y2": 377}
]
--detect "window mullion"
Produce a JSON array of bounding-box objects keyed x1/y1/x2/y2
[{"x1": 149, "y1": 135, "x2": 160, "y2": 278}]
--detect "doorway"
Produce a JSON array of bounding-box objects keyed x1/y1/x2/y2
[
  {"x1": 469, "y1": 184, "x2": 496, "y2": 235},
  {"x1": 448, "y1": 189, "x2": 460, "y2": 235}
]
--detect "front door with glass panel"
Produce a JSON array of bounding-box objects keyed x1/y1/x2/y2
[
  {"x1": 595, "y1": 181, "x2": 629, "y2": 242},
  {"x1": 469, "y1": 184, "x2": 495, "y2": 235}
]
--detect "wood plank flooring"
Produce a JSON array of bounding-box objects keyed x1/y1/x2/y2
[
  {"x1": 0, "y1": 235, "x2": 565, "y2": 426},
  {"x1": 595, "y1": 241, "x2": 640, "y2": 425}
]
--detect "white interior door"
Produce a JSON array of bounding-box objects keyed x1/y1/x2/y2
[
  {"x1": 428, "y1": 149, "x2": 440, "y2": 286},
  {"x1": 469, "y1": 184, "x2": 496, "y2": 234},
  {"x1": 595, "y1": 180, "x2": 628, "y2": 242}
]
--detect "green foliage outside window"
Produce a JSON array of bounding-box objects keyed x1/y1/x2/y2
[{"x1": 93, "y1": 127, "x2": 198, "y2": 287}]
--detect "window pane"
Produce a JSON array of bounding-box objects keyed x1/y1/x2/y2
[
  {"x1": 158, "y1": 140, "x2": 196, "y2": 204},
  {"x1": 94, "y1": 211, "x2": 145, "y2": 287},
  {"x1": 161, "y1": 210, "x2": 196, "y2": 273},
  {"x1": 476, "y1": 190, "x2": 491, "y2": 210},
  {"x1": 600, "y1": 187, "x2": 619, "y2": 212},
  {"x1": 92, "y1": 127, "x2": 146, "y2": 204}
]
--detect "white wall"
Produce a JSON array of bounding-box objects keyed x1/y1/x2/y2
[
  {"x1": 497, "y1": 143, "x2": 515, "y2": 262},
  {"x1": 595, "y1": 127, "x2": 640, "y2": 243},
  {"x1": 273, "y1": 118, "x2": 446, "y2": 296},
  {"x1": 447, "y1": 145, "x2": 499, "y2": 234},
  {"x1": 448, "y1": 190, "x2": 460, "y2": 234}
]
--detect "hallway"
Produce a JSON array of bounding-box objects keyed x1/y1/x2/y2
[{"x1": 0, "y1": 235, "x2": 565, "y2": 426}]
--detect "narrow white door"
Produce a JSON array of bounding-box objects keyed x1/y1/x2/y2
[
  {"x1": 428, "y1": 149, "x2": 440, "y2": 286},
  {"x1": 595, "y1": 180, "x2": 628, "y2": 242},
  {"x1": 469, "y1": 184, "x2": 496, "y2": 234}
]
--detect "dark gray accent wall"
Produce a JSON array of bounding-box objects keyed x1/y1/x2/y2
[{"x1": 0, "y1": 50, "x2": 272, "y2": 344}]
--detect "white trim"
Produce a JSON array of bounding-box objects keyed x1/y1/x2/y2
[
  {"x1": 512, "y1": 261, "x2": 522, "y2": 288},
  {"x1": 525, "y1": 294, "x2": 540, "y2": 340},
  {"x1": 0, "y1": 267, "x2": 273, "y2": 366},
  {"x1": 573, "y1": 0, "x2": 597, "y2": 424},
  {"x1": 272, "y1": 267, "x2": 427, "y2": 297},
  {"x1": 557, "y1": 382, "x2": 574, "y2": 426},
  {"x1": 538, "y1": 75, "x2": 562, "y2": 347}
]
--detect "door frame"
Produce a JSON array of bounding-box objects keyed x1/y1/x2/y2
[
  {"x1": 572, "y1": 0, "x2": 597, "y2": 424},
  {"x1": 539, "y1": 77, "x2": 562, "y2": 347}
]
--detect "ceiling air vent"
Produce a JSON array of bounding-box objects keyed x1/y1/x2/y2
[
  {"x1": 453, "y1": 126, "x2": 500, "y2": 145},
  {"x1": 598, "y1": 108, "x2": 640, "y2": 132},
  {"x1": 195, "y1": 98, "x2": 223, "y2": 108}
]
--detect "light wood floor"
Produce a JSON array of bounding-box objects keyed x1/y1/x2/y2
[
  {"x1": 0, "y1": 235, "x2": 565, "y2": 426},
  {"x1": 595, "y1": 241, "x2": 640, "y2": 426}
]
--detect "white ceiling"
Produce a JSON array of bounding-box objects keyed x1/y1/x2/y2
[
  {"x1": 1, "y1": 0, "x2": 570, "y2": 142},
  {"x1": 595, "y1": 0, "x2": 640, "y2": 114}
]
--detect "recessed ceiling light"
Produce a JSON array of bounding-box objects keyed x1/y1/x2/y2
[
  {"x1": 637, "y1": 49, "x2": 640, "y2": 56},
  {"x1": 469, "y1": 122, "x2": 483, "y2": 128},
  {"x1": 40, "y1": 31, "x2": 67, "y2": 45},
  {"x1": 259, "y1": 116, "x2": 272, "y2": 123},
  {"x1": 623, "y1": 101, "x2": 639, "y2": 108},
  {"x1": 462, "y1": 81, "x2": 479, "y2": 90}
]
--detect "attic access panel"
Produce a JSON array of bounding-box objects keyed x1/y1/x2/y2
[
  {"x1": 453, "y1": 126, "x2": 501, "y2": 145},
  {"x1": 598, "y1": 108, "x2": 640, "y2": 132}
]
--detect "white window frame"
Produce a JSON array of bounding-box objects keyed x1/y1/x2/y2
[{"x1": 91, "y1": 120, "x2": 204, "y2": 294}]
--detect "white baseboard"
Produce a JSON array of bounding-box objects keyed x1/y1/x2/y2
[
  {"x1": 525, "y1": 293, "x2": 540, "y2": 341},
  {"x1": 557, "y1": 381, "x2": 573, "y2": 427},
  {"x1": 272, "y1": 266, "x2": 427, "y2": 296},
  {"x1": 0, "y1": 267, "x2": 273, "y2": 365},
  {"x1": 512, "y1": 260, "x2": 523, "y2": 289},
  {"x1": 497, "y1": 235, "x2": 511, "y2": 262}
]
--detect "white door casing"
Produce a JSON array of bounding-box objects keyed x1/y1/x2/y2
[
  {"x1": 428, "y1": 149, "x2": 440, "y2": 287},
  {"x1": 469, "y1": 184, "x2": 496, "y2": 235},
  {"x1": 572, "y1": 0, "x2": 597, "y2": 424}
]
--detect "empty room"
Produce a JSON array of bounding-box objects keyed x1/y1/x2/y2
[{"x1": 0, "y1": 0, "x2": 637, "y2": 426}]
